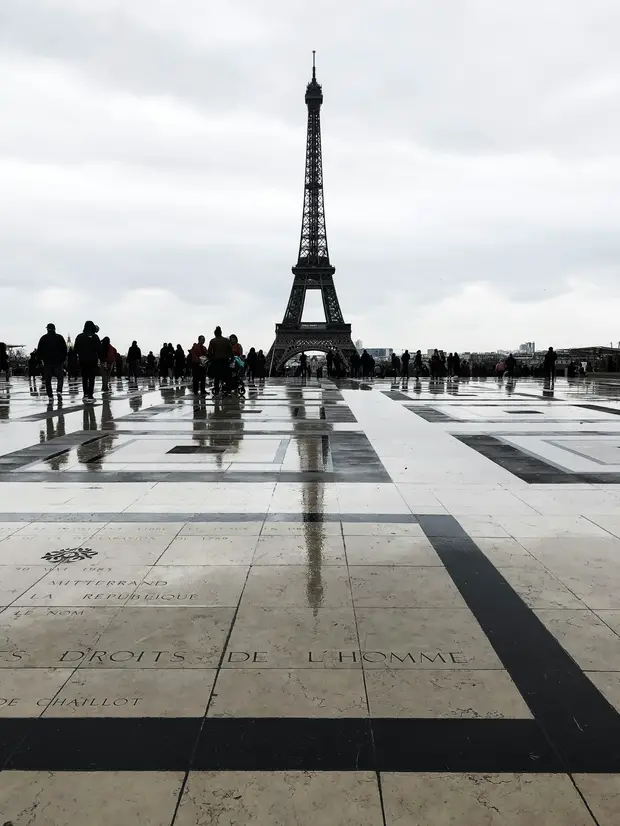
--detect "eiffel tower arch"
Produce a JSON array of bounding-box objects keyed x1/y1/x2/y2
[{"x1": 266, "y1": 54, "x2": 356, "y2": 376}]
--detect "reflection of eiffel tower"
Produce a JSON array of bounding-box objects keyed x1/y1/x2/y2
[{"x1": 266, "y1": 53, "x2": 356, "y2": 375}]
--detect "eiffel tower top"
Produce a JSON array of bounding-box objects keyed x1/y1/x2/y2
[
  {"x1": 295, "y1": 51, "x2": 331, "y2": 271},
  {"x1": 305, "y1": 50, "x2": 323, "y2": 107}
]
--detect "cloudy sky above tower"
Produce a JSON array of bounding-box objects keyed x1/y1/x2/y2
[{"x1": 1, "y1": 0, "x2": 620, "y2": 352}]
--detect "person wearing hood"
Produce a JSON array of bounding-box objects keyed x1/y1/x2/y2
[{"x1": 74, "y1": 321, "x2": 101, "y2": 403}]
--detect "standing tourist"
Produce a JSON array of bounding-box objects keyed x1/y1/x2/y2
[
  {"x1": 127, "y1": 340, "x2": 142, "y2": 380},
  {"x1": 401, "y1": 349, "x2": 410, "y2": 378},
  {"x1": 174, "y1": 345, "x2": 186, "y2": 382},
  {"x1": 257, "y1": 349, "x2": 266, "y2": 380},
  {"x1": 146, "y1": 350, "x2": 156, "y2": 377},
  {"x1": 190, "y1": 335, "x2": 208, "y2": 396},
  {"x1": 413, "y1": 350, "x2": 423, "y2": 377},
  {"x1": 208, "y1": 326, "x2": 233, "y2": 396},
  {"x1": 74, "y1": 321, "x2": 101, "y2": 403},
  {"x1": 99, "y1": 336, "x2": 117, "y2": 392},
  {"x1": 37, "y1": 323, "x2": 67, "y2": 401},
  {"x1": 453, "y1": 352, "x2": 461, "y2": 379},
  {"x1": 246, "y1": 347, "x2": 257, "y2": 382},
  {"x1": 544, "y1": 347, "x2": 557, "y2": 383}
]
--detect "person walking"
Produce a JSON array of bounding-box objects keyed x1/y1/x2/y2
[
  {"x1": 74, "y1": 321, "x2": 101, "y2": 403},
  {"x1": 190, "y1": 335, "x2": 208, "y2": 395},
  {"x1": 208, "y1": 326, "x2": 233, "y2": 395},
  {"x1": 99, "y1": 336, "x2": 117, "y2": 393},
  {"x1": 127, "y1": 341, "x2": 142, "y2": 380},
  {"x1": 505, "y1": 353, "x2": 516, "y2": 379},
  {"x1": 146, "y1": 351, "x2": 156, "y2": 377},
  {"x1": 37, "y1": 323, "x2": 67, "y2": 401},
  {"x1": 401, "y1": 350, "x2": 410, "y2": 379}
]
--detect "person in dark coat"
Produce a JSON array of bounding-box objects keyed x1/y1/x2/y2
[
  {"x1": 73, "y1": 321, "x2": 101, "y2": 403},
  {"x1": 401, "y1": 350, "x2": 410, "y2": 378},
  {"x1": 37, "y1": 323, "x2": 67, "y2": 400},
  {"x1": 174, "y1": 344, "x2": 186, "y2": 382},
  {"x1": 257, "y1": 349, "x2": 266, "y2": 380},
  {"x1": 543, "y1": 347, "x2": 557, "y2": 382},
  {"x1": 127, "y1": 341, "x2": 142, "y2": 380},
  {"x1": 246, "y1": 347, "x2": 258, "y2": 382}
]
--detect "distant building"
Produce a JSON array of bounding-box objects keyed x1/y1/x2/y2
[
  {"x1": 361, "y1": 348, "x2": 393, "y2": 360},
  {"x1": 519, "y1": 342, "x2": 536, "y2": 355},
  {"x1": 354, "y1": 339, "x2": 363, "y2": 350}
]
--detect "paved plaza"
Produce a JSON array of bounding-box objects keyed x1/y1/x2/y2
[{"x1": 1, "y1": 373, "x2": 620, "y2": 823}]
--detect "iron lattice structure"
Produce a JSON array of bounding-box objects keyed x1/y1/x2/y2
[{"x1": 266, "y1": 55, "x2": 356, "y2": 375}]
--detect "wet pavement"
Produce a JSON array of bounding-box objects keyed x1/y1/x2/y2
[{"x1": 1, "y1": 373, "x2": 620, "y2": 824}]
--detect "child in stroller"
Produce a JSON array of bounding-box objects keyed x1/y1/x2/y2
[{"x1": 227, "y1": 354, "x2": 246, "y2": 396}]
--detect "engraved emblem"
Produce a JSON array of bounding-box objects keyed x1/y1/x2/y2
[{"x1": 42, "y1": 548, "x2": 98, "y2": 563}]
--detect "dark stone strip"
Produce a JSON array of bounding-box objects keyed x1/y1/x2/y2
[
  {"x1": 0, "y1": 717, "x2": 558, "y2": 772},
  {"x1": 423, "y1": 516, "x2": 620, "y2": 772},
  {"x1": 0, "y1": 470, "x2": 391, "y2": 483},
  {"x1": 405, "y1": 405, "x2": 455, "y2": 422},
  {"x1": 576, "y1": 403, "x2": 620, "y2": 416},
  {"x1": 381, "y1": 391, "x2": 411, "y2": 400}
]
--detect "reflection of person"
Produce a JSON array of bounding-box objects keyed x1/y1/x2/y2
[{"x1": 37, "y1": 323, "x2": 67, "y2": 401}]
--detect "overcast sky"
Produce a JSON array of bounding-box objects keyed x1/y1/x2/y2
[{"x1": 1, "y1": 0, "x2": 620, "y2": 354}]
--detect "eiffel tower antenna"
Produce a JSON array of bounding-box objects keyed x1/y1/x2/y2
[{"x1": 266, "y1": 54, "x2": 356, "y2": 375}]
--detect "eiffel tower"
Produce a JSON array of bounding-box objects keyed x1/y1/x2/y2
[{"x1": 266, "y1": 53, "x2": 356, "y2": 375}]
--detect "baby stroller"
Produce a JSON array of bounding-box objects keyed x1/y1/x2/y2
[{"x1": 214, "y1": 356, "x2": 245, "y2": 397}]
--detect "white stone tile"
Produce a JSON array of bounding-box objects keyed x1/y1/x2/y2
[
  {"x1": 130, "y1": 565, "x2": 248, "y2": 606},
  {"x1": 356, "y1": 608, "x2": 502, "y2": 669},
  {"x1": 253, "y1": 535, "x2": 346, "y2": 565},
  {"x1": 80, "y1": 606, "x2": 234, "y2": 668},
  {"x1": 260, "y1": 521, "x2": 344, "y2": 536},
  {"x1": 41, "y1": 668, "x2": 217, "y2": 716},
  {"x1": 350, "y1": 566, "x2": 466, "y2": 608},
  {"x1": 178, "y1": 521, "x2": 264, "y2": 535},
  {"x1": 536, "y1": 609, "x2": 620, "y2": 670},
  {"x1": 176, "y1": 771, "x2": 383, "y2": 826},
  {"x1": 495, "y1": 515, "x2": 612, "y2": 538},
  {"x1": 209, "y1": 668, "x2": 368, "y2": 717},
  {"x1": 223, "y1": 605, "x2": 359, "y2": 669},
  {"x1": 344, "y1": 535, "x2": 440, "y2": 566},
  {"x1": 574, "y1": 774, "x2": 620, "y2": 826},
  {"x1": 242, "y1": 565, "x2": 352, "y2": 608},
  {"x1": 341, "y1": 522, "x2": 425, "y2": 536},
  {"x1": 0, "y1": 606, "x2": 119, "y2": 668},
  {"x1": 15, "y1": 565, "x2": 153, "y2": 607},
  {"x1": 475, "y1": 538, "x2": 538, "y2": 567},
  {"x1": 382, "y1": 772, "x2": 595, "y2": 825},
  {"x1": 0, "y1": 771, "x2": 183, "y2": 825},
  {"x1": 157, "y1": 535, "x2": 258, "y2": 565},
  {"x1": 365, "y1": 669, "x2": 531, "y2": 718},
  {"x1": 499, "y1": 566, "x2": 586, "y2": 609},
  {"x1": 0, "y1": 668, "x2": 70, "y2": 716}
]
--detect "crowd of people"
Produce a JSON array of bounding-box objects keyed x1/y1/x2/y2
[
  {"x1": 11, "y1": 322, "x2": 271, "y2": 403},
  {"x1": 1, "y1": 327, "x2": 575, "y2": 403}
]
